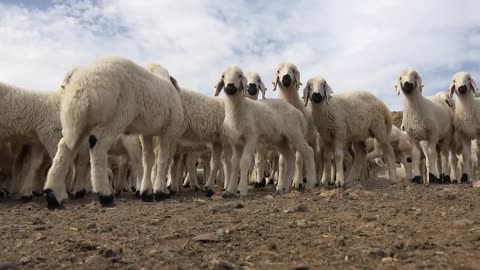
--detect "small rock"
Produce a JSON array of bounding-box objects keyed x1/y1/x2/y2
[
  {"x1": 86, "y1": 223, "x2": 97, "y2": 229},
  {"x1": 292, "y1": 264, "x2": 309, "y2": 270},
  {"x1": 363, "y1": 215, "x2": 377, "y2": 222},
  {"x1": 381, "y1": 257, "x2": 393, "y2": 263},
  {"x1": 208, "y1": 203, "x2": 244, "y2": 213},
  {"x1": 209, "y1": 258, "x2": 237, "y2": 270},
  {"x1": 33, "y1": 225, "x2": 46, "y2": 231},
  {"x1": 264, "y1": 195, "x2": 274, "y2": 200},
  {"x1": 193, "y1": 232, "x2": 220, "y2": 243},
  {"x1": 405, "y1": 186, "x2": 413, "y2": 192},
  {"x1": 35, "y1": 233, "x2": 46, "y2": 241},
  {"x1": 362, "y1": 248, "x2": 386, "y2": 258},
  {"x1": 19, "y1": 256, "x2": 31, "y2": 265},
  {"x1": 473, "y1": 181, "x2": 480, "y2": 188},
  {"x1": 193, "y1": 199, "x2": 206, "y2": 204},
  {"x1": 296, "y1": 219, "x2": 307, "y2": 227},
  {"x1": 445, "y1": 194, "x2": 456, "y2": 200},
  {"x1": 70, "y1": 227, "x2": 80, "y2": 231},
  {"x1": 211, "y1": 194, "x2": 224, "y2": 201},
  {"x1": 454, "y1": 219, "x2": 475, "y2": 227}
]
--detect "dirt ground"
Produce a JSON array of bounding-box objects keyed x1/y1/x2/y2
[{"x1": 1, "y1": 179, "x2": 480, "y2": 270}]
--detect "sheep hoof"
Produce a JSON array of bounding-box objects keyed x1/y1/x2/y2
[
  {"x1": 205, "y1": 188, "x2": 215, "y2": 198},
  {"x1": 115, "y1": 190, "x2": 122, "y2": 197},
  {"x1": 153, "y1": 192, "x2": 168, "y2": 202},
  {"x1": 140, "y1": 192, "x2": 154, "y2": 202},
  {"x1": 443, "y1": 175, "x2": 451, "y2": 184},
  {"x1": 168, "y1": 189, "x2": 177, "y2": 196},
  {"x1": 135, "y1": 190, "x2": 140, "y2": 198},
  {"x1": 411, "y1": 176, "x2": 422, "y2": 185},
  {"x1": 20, "y1": 195, "x2": 33, "y2": 203},
  {"x1": 98, "y1": 194, "x2": 115, "y2": 207},
  {"x1": 44, "y1": 189, "x2": 65, "y2": 210},
  {"x1": 254, "y1": 178, "x2": 266, "y2": 189},
  {"x1": 183, "y1": 183, "x2": 191, "y2": 188},
  {"x1": 72, "y1": 190, "x2": 86, "y2": 199},
  {"x1": 221, "y1": 191, "x2": 239, "y2": 199},
  {"x1": 461, "y1": 174, "x2": 469, "y2": 184},
  {"x1": 131, "y1": 186, "x2": 137, "y2": 193}
]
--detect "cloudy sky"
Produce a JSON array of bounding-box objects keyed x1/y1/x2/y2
[{"x1": 1, "y1": 0, "x2": 479, "y2": 110}]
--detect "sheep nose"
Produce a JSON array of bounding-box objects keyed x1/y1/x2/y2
[
  {"x1": 282, "y1": 74, "x2": 292, "y2": 87},
  {"x1": 311, "y1": 92, "x2": 323, "y2": 103},
  {"x1": 225, "y1": 83, "x2": 237, "y2": 95},
  {"x1": 402, "y1": 81, "x2": 414, "y2": 93},
  {"x1": 247, "y1": 83, "x2": 258, "y2": 96},
  {"x1": 458, "y1": 85, "x2": 467, "y2": 94}
]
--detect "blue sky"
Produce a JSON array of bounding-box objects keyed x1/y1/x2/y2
[{"x1": 1, "y1": 0, "x2": 480, "y2": 111}]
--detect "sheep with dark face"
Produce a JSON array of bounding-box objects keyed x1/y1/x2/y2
[
  {"x1": 304, "y1": 76, "x2": 397, "y2": 187},
  {"x1": 215, "y1": 65, "x2": 315, "y2": 195}
]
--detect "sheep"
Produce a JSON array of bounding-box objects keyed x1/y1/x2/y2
[
  {"x1": 244, "y1": 72, "x2": 266, "y2": 100},
  {"x1": 395, "y1": 69, "x2": 454, "y2": 185},
  {"x1": 448, "y1": 71, "x2": 480, "y2": 183},
  {"x1": 273, "y1": 62, "x2": 322, "y2": 188},
  {"x1": 303, "y1": 76, "x2": 397, "y2": 187},
  {"x1": 366, "y1": 125, "x2": 413, "y2": 181},
  {"x1": 43, "y1": 56, "x2": 185, "y2": 209},
  {"x1": 214, "y1": 65, "x2": 316, "y2": 195},
  {"x1": 145, "y1": 63, "x2": 227, "y2": 198}
]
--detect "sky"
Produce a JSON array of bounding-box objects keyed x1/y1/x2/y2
[{"x1": 1, "y1": 0, "x2": 480, "y2": 111}]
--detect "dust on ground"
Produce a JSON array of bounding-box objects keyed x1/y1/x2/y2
[{"x1": 1, "y1": 179, "x2": 479, "y2": 270}]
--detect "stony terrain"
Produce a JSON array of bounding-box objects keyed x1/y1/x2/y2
[{"x1": 1, "y1": 179, "x2": 480, "y2": 270}]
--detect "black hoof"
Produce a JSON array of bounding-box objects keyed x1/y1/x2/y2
[
  {"x1": 154, "y1": 192, "x2": 168, "y2": 202},
  {"x1": 254, "y1": 178, "x2": 266, "y2": 189},
  {"x1": 429, "y1": 173, "x2": 440, "y2": 185},
  {"x1": 20, "y1": 195, "x2": 33, "y2": 203},
  {"x1": 140, "y1": 192, "x2": 154, "y2": 202},
  {"x1": 205, "y1": 188, "x2": 215, "y2": 198},
  {"x1": 167, "y1": 185, "x2": 172, "y2": 191},
  {"x1": 412, "y1": 176, "x2": 422, "y2": 184},
  {"x1": 122, "y1": 188, "x2": 128, "y2": 193},
  {"x1": 44, "y1": 189, "x2": 65, "y2": 210},
  {"x1": 131, "y1": 186, "x2": 137, "y2": 193},
  {"x1": 461, "y1": 174, "x2": 469, "y2": 184},
  {"x1": 32, "y1": 191, "x2": 44, "y2": 197},
  {"x1": 72, "y1": 189, "x2": 86, "y2": 199},
  {"x1": 115, "y1": 190, "x2": 122, "y2": 197},
  {"x1": 303, "y1": 177, "x2": 307, "y2": 183},
  {"x1": 183, "y1": 183, "x2": 191, "y2": 188},
  {"x1": 98, "y1": 194, "x2": 115, "y2": 207},
  {"x1": 443, "y1": 175, "x2": 451, "y2": 184},
  {"x1": 168, "y1": 189, "x2": 177, "y2": 196},
  {"x1": 135, "y1": 190, "x2": 140, "y2": 198}
]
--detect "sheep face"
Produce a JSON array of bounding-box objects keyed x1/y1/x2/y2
[
  {"x1": 395, "y1": 69, "x2": 423, "y2": 96},
  {"x1": 215, "y1": 65, "x2": 247, "y2": 97},
  {"x1": 272, "y1": 62, "x2": 301, "y2": 91},
  {"x1": 245, "y1": 72, "x2": 266, "y2": 100},
  {"x1": 303, "y1": 76, "x2": 333, "y2": 106},
  {"x1": 449, "y1": 72, "x2": 478, "y2": 98}
]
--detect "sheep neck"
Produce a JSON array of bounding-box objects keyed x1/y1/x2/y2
[
  {"x1": 311, "y1": 101, "x2": 336, "y2": 141},
  {"x1": 224, "y1": 93, "x2": 246, "y2": 125},
  {"x1": 278, "y1": 86, "x2": 304, "y2": 112}
]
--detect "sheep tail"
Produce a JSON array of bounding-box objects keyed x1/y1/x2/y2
[{"x1": 61, "y1": 88, "x2": 90, "y2": 150}]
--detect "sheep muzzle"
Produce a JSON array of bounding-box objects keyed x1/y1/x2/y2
[
  {"x1": 225, "y1": 83, "x2": 238, "y2": 95},
  {"x1": 281, "y1": 74, "x2": 292, "y2": 87},
  {"x1": 458, "y1": 85, "x2": 467, "y2": 95},
  {"x1": 247, "y1": 83, "x2": 258, "y2": 96},
  {"x1": 311, "y1": 92, "x2": 323, "y2": 103},
  {"x1": 402, "y1": 81, "x2": 414, "y2": 94}
]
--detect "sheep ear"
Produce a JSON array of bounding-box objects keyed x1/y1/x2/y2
[
  {"x1": 294, "y1": 70, "x2": 302, "y2": 90},
  {"x1": 169, "y1": 76, "x2": 180, "y2": 91},
  {"x1": 259, "y1": 80, "x2": 267, "y2": 99},
  {"x1": 470, "y1": 77, "x2": 478, "y2": 94},
  {"x1": 242, "y1": 76, "x2": 248, "y2": 92},
  {"x1": 449, "y1": 80, "x2": 455, "y2": 99},
  {"x1": 272, "y1": 72, "x2": 279, "y2": 91},
  {"x1": 214, "y1": 77, "x2": 224, "y2": 96},
  {"x1": 303, "y1": 86, "x2": 311, "y2": 107},
  {"x1": 416, "y1": 75, "x2": 423, "y2": 93},
  {"x1": 394, "y1": 78, "x2": 401, "y2": 96},
  {"x1": 325, "y1": 82, "x2": 333, "y2": 103}
]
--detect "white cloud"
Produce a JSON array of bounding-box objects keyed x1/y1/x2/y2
[{"x1": 1, "y1": 0, "x2": 480, "y2": 110}]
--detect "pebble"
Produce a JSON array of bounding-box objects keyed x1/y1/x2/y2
[
  {"x1": 362, "y1": 248, "x2": 386, "y2": 258},
  {"x1": 19, "y1": 256, "x2": 32, "y2": 265},
  {"x1": 264, "y1": 195, "x2": 274, "y2": 200},
  {"x1": 473, "y1": 181, "x2": 480, "y2": 188},
  {"x1": 405, "y1": 186, "x2": 413, "y2": 192},
  {"x1": 209, "y1": 258, "x2": 237, "y2": 270},
  {"x1": 193, "y1": 199, "x2": 206, "y2": 205},
  {"x1": 33, "y1": 225, "x2": 46, "y2": 231},
  {"x1": 292, "y1": 264, "x2": 309, "y2": 270},
  {"x1": 445, "y1": 194, "x2": 456, "y2": 200},
  {"x1": 193, "y1": 233, "x2": 220, "y2": 243},
  {"x1": 35, "y1": 233, "x2": 46, "y2": 241},
  {"x1": 86, "y1": 222, "x2": 97, "y2": 229},
  {"x1": 208, "y1": 203, "x2": 244, "y2": 213},
  {"x1": 284, "y1": 203, "x2": 307, "y2": 213}
]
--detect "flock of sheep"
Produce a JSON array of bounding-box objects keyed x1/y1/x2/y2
[{"x1": 0, "y1": 56, "x2": 478, "y2": 210}]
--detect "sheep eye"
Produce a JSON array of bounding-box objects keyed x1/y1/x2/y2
[
  {"x1": 277, "y1": 70, "x2": 279, "y2": 74},
  {"x1": 453, "y1": 80, "x2": 456, "y2": 83},
  {"x1": 221, "y1": 75, "x2": 224, "y2": 79},
  {"x1": 323, "y1": 84, "x2": 327, "y2": 90},
  {"x1": 292, "y1": 69, "x2": 296, "y2": 74},
  {"x1": 258, "y1": 79, "x2": 261, "y2": 83}
]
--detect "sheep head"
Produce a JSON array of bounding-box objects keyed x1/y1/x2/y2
[
  {"x1": 272, "y1": 62, "x2": 302, "y2": 91},
  {"x1": 215, "y1": 65, "x2": 247, "y2": 97},
  {"x1": 449, "y1": 72, "x2": 478, "y2": 98},
  {"x1": 395, "y1": 69, "x2": 423, "y2": 96},
  {"x1": 244, "y1": 72, "x2": 267, "y2": 100},
  {"x1": 303, "y1": 76, "x2": 333, "y2": 106}
]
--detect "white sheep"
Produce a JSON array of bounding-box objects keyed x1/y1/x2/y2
[
  {"x1": 448, "y1": 71, "x2": 480, "y2": 183},
  {"x1": 273, "y1": 62, "x2": 322, "y2": 188},
  {"x1": 215, "y1": 65, "x2": 316, "y2": 195},
  {"x1": 395, "y1": 69, "x2": 454, "y2": 185},
  {"x1": 304, "y1": 76, "x2": 397, "y2": 187},
  {"x1": 43, "y1": 56, "x2": 186, "y2": 209}
]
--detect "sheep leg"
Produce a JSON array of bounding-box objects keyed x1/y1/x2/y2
[
  {"x1": 238, "y1": 141, "x2": 256, "y2": 196},
  {"x1": 275, "y1": 141, "x2": 295, "y2": 193},
  {"x1": 378, "y1": 142, "x2": 398, "y2": 183},
  {"x1": 411, "y1": 141, "x2": 422, "y2": 183},
  {"x1": 291, "y1": 140, "x2": 315, "y2": 190},
  {"x1": 222, "y1": 143, "x2": 232, "y2": 190},
  {"x1": 420, "y1": 140, "x2": 438, "y2": 185},
  {"x1": 139, "y1": 135, "x2": 155, "y2": 202},
  {"x1": 71, "y1": 144, "x2": 90, "y2": 198},
  {"x1": 400, "y1": 153, "x2": 412, "y2": 182},
  {"x1": 18, "y1": 145, "x2": 44, "y2": 202},
  {"x1": 185, "y1": 153, "x2": 201, "y2": 191},
  {"x1": 152, "y1": 138, "x2": 175, "y2": 201},
  {"x1": 333, "y1": 141, "x2": 345, "y2": 188},
  {"x1": 439, "y1": 146, "x2": 450, "y2": 184},
  {"x1": 254, "y1": 147, "x2": 267, "y2": 188},
  {"x1": 43, "y1": 138, "x2": 82, "y2": 209},
  {"x1": 292, "y1": 152, "x2": 304, "y2": 190},
  {"x1": 346, "y1": 142, "x2": 367, "y2": 183},
  {"x1": 321, "y1": 144, "x2": 333, "y2": 186},
  {"x1": 461, "y1": 139, "x2": 472, "y2": 183},
  {"x1": 226, "y1": 144, "x2": 242, "y2": 194},
  {"x1": 205, "y1": 143, "x2": 222, "y2": 196}
]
